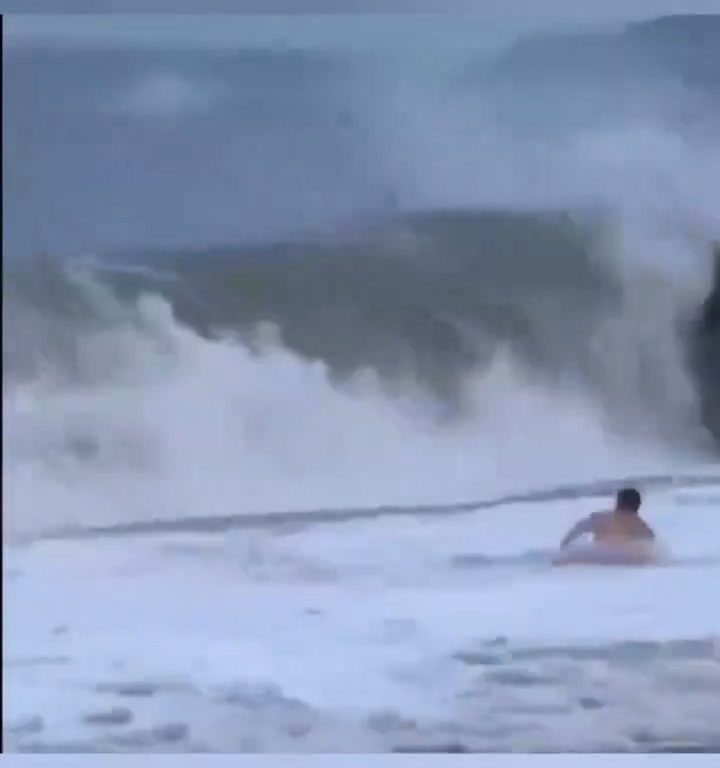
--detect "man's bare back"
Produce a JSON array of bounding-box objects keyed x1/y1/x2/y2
[
  {"x1": 556, "y1": 487, "x2": 657, "y2": 564},
  {"x1": 560, "y1": 509, "x2": 655, "y2": 549}
]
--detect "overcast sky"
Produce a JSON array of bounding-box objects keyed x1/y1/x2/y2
[{"x1": 4, "y1": 2, "x2": 720, "y2": 53}]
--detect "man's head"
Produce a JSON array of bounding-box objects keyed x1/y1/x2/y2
[{"x1": 616, "y1": 487, "x2": 642, "y2": 514}]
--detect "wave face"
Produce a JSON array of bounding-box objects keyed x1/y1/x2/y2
[
  {"x1": 4, "y1": 16, "x2": 720, "y2": 537},
  {"x1": 2, "y1": 212, "x2": 711, "y2": 432}
]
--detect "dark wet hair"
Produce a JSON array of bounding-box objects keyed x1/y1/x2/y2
[{"x1": 616, "y1": 487, "x2": 642, "y2": 512}]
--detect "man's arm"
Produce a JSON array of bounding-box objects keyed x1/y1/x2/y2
[
  {"x1": 640, "y1": 519, "x2": 656, "y2": 540},
  {"x1": 560, "y1": 514, "x2": 597, "y2": 549}
]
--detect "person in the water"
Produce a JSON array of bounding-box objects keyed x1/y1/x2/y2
[{"x1": 556, "y1": 488, "x2": 655, "y2": 562}]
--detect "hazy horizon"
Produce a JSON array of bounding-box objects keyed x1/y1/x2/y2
[{"x1": 5, "y1": 5, "x2": 720, "y2": 55}]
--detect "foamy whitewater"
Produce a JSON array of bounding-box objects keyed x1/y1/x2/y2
[{"x1": 3, "y1": 14, "x2": 720, "y2": 753}]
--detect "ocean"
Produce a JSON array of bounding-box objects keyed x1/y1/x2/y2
[{"x1": 3, "y1": 13, "x2": 720, "y2": 753}]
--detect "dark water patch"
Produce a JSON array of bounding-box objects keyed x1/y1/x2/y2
[
  {"x1": 366, "y1": 709, "x2": 418, "y2": 734},
  {"x1": 507, "y1": 702, "x2": 573, "y2": 717},
  {"x1": 451, "y1": 554, "x2": 494, "y2": 568},
  {"x1": 579, "y1": 696, "x2": 606, "y2": 710},
  {"x1": 453, "y1": 650, "x2": 506, "y2": 667},
  {"x1": 94, "y1": 678, "x2": 197, "y2": 698},
  {"x1": 82, "y1": 707, "x2": 134, "y2": 726},
  {"x1": 219, "y1": 682, "x2": 313, "y2": 718},
  {"x1": 96, "y1": 681, "x2": 160, "y2": 698},
  {"x1": 218, "y1": 681, "x2": 284, "y2": 708},
  {"x1": 648, "y1": 744, "x2": 720, "y2": 753},
  {"x1": 393, "y1": 742, "x2": 471, "y2": 753},
  {"x1": 484, "y1": 668, "x2": 559, "y2": 687},
  {"x1": 5, "y1": 716, "x2": 45, "y2": 736},
  {"x1": 485, "y1": 636, "x2": 510, "y2": 648},
  {"x1": 105, "y1": 728, "x2": 193, "y2": 751},
  {"x1": 662, "y1": 638, "x2": 719, "y2": 658},
  {"x1": 150, "y1": 722, "x2": 190, "y2": 743},
  {"x1": 216, "y1": 682, "x2": 318, "y2": 742},
  {"x1": 17, "y1": 740, "x2": 109, "y2": 753},
  {"x1": 452, "y1": 550, "x2": 553, "y2": 569},
  {"x1": 510, "y1": 638, "x2": 719, "y2": 665},
  {"x1": 5, "y1": 655, "x2": 71, "y2": 668},
  {"x1": 283, "y1": 719, "x2": 314, "y2": 740}
]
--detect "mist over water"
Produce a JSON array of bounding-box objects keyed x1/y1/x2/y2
[{"x1": 4, "y1": 16, "x2": 720, "y2": 539}]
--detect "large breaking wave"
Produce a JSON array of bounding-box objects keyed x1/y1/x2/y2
[{"x1": 3, "y1": 15, "x2": 720, "y2": 538}]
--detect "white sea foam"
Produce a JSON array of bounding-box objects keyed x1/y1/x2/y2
[{"x1": 4, "y1": 489, "x2": 720, "y2": 752}]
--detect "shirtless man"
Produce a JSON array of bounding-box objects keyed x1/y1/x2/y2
[{"x1": 556, "y1": 488, "x2": 656, "y2": 564}]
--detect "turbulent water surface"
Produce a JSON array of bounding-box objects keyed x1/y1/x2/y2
[{"x1": 3, "y1": 13, "x2": 720, "y2": 754}]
